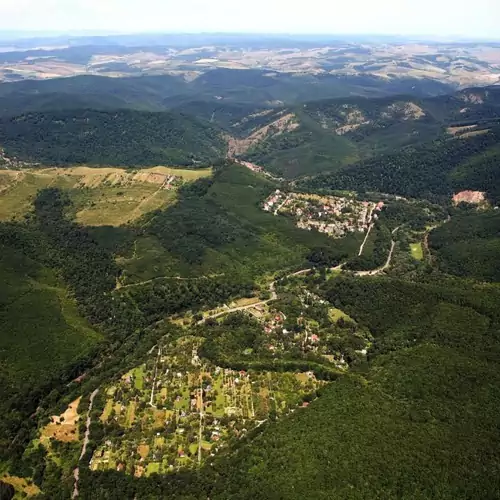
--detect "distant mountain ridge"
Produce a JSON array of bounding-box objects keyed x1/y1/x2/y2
[{"x1": 0, "y1": 70, "x2": 454, "y2": 117}]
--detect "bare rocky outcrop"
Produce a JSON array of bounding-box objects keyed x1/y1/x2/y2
[
  {"x1": 226, "y1": 112, "x2": 299, "y2": 157},
  {"x1": 452, "y1": 190, "x2": 486, "y2": 205}
]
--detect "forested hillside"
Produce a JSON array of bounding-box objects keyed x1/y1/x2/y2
[
  {"x1": 234, "y1": 85, "x2": 500, "y2": 178},
  {"x1": 429, "y1": 209, "x2": 500, "y2": 281},
  {"x1": 0, "y1": 70, "x2": 454, "y2": 118},
  {"x1": 299, "y1": 127, "x2": 500, "y2": 203},
  {"x1": 0, "y1": 109, "x2": 226, "y2": 166}
]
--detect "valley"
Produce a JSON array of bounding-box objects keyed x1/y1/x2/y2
[{"x1": 0, "y1": 40, "x2": 500, "y2": 499}]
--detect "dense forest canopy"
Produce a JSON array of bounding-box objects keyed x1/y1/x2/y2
[{"x1": 0, "y1": 109, "x2": 226, "y2": 166}]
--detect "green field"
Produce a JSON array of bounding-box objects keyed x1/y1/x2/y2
[{"x1": 410, "y1": 242, "x2": 424, "y2": 260}]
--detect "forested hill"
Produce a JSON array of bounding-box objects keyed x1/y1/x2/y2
[
  {"x1": 299, "y1": 126, "x2": 500, "y2": 204},
  {"x1": 217, "y1": 85, "x2": 500, "y2": 178},
  {"x1": 0, "y1": 109, "x2": 227, "y2": 167},
  {"x1": 0, "y1": 70, "x2": 454, "y2": 117}
]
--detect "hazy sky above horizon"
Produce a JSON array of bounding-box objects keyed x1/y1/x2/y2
[{"x1": 0, "y1": 0, "x2": 498, "y2": 39}]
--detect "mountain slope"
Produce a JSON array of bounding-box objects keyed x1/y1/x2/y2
[
  {"x1": 299, "y1": 127, "x2": 500, "y2": 203},
  {"x1": 232, "y1": 85, "x2": 500, "y2": 178},
  {"x1": 0, "y1": 109, "x2": 226, "y2": 166}
]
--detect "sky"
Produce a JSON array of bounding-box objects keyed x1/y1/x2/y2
[{"x1": 0, "y1": 0, "x2": 499, "y2": 39}]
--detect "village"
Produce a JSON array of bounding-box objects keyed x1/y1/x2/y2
[
  {"x1": 262, "y1": 190, "x2": 384, "y2": 238},
  {"x1": 241, "y1": 281, "x2": 370, "y2": 369},
  {"x1": 88, "y1": 336, "x2": 322, "y2": 477},
  {"x1": 85, "y1": 273, "x2": 371, "y2": 478}
]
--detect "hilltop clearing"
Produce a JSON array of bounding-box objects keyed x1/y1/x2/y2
[{"x1": 0, "y1": 166, "x2": 211, "y2": 225}]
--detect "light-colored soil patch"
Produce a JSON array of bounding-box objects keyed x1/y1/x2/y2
[
  {"x1": 335, "y1": 108, "x2": 370, "y2": 135},
  {"x1": 448, "y1": 125, "x2": 489, "y2": 139},
  {"x1": 1, "y1": 475, "x2": 41, "y2": 497},
  {"x1": 447, "y1": 124, "x2": 478, "y2": 136},
  {"x1": 460, "y1": 129, "x2": 489, "y2": 139},
  {"x1": 383, "y1": 101, "x2": 426, "y2": 120},
  {"x1": 400, "y1": 102, "x2": 426, "y2": 120},
  {"x1": 41, "y1": 397, "x2": 81, "y2": 443},
  {"x1": 134, "y1": 465, "x2": 145, "y2": 477},
  {"x1": 459, "y1": 92, "x2": 484, "y2": 104},
  {"x1": 227, "y1": 112, "x2": 299, "y2": 157},
  {"x1": 229, "y1": 297, "x2": 261, "y2": 308},
  {"x1": 452, "y1": 190, "x2": 486, "y2": 205}
]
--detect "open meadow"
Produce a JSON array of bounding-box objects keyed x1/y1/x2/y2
[{"x1": 0, "y1": 166, "x2": 211, "y2": 225}]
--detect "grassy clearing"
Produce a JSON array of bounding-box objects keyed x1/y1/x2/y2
[
  {"x1": 410, "y1": 242, "x2": 424, "y2": 260},
  {"x1": 41, "y1": 397, "x2": 81, "y2": 443},
  {"x1": 0, "y1": 474, "x2": 41, "y2": 497},
  {"x1": 329, "y1": 308, "x2": 353, "y2": 323},
  {"x1": 133, "y1": 366, "x2": 145, "y2": 390},
  {"x1": 71, "y1": 185, "x2": 177, "y2": 226},
  {"x1": 0, "y1": 166, "x2": 211, "y2": 225},
  {"x1": 100, "y1": 399, "x2": 114, "y2": 423}
]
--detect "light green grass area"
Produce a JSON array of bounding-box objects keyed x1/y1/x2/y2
[
  {"x1": 71, "y1": 185, "x2": 177, "y2": 226},
  {"x1": 410, "y1": 242, "x2": 424, "y2": 260},
  {"x1": 125, "y1": 402, "x2": 136, "y2": 427},
  {"x1": 133, "y1": 366, "x2": 145, "y2": 390},
  {"x1": 329, "y1": 308, "x2": 354, "y2": 323},
  {"x1": 146, "y1": 462, "x2": 161, "y2": 476},
  {"x1": 100, "y1": 400, "x2": 114, "y2": 423}
]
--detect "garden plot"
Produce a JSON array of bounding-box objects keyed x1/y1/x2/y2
[{"x1": 90, "y1": 337, "x2": 320, "y2": 475}]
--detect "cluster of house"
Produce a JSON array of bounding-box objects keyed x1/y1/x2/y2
[{"x1": 262, "y1": 190, "x2": 385, "y2": 238}]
